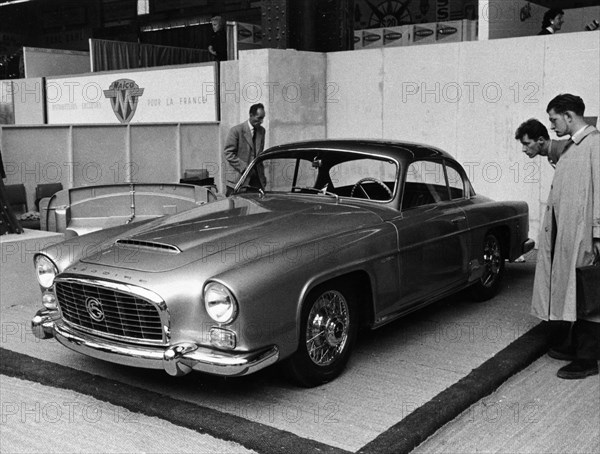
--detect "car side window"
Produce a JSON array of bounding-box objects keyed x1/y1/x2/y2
[
  {"x1": 446, "y1": 165, "x2": 465, "y2": 199},
  {"x1": 329, "y1": 158, "x2": 397, "y2": 201},
  {"x1": 402, "y1": 160, "x2": 449, "y2": 209}
]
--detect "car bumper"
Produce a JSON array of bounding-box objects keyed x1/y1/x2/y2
[
  {"x1": 31, "y1": 309, "x2": 279, "y2": 377},
  {"x1": 522, "y1": 238, "x2": 535, "y2": 255}
]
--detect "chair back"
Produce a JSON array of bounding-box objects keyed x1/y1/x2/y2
[
  {"x1": 4, "y1": 184, "x2": 28, "y2": 215},
  {"x1": 35, "y1": 183, "x2": 63, "y2": 211}
]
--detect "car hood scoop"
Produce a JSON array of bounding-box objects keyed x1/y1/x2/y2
[
  {"x1": 80, "y1": 195, "x2": 383, "y2": 272},
  {"x1": 114, "y1": 238, "x2": 181, "y2": 253}
]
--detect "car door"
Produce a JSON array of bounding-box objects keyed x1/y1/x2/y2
[{"x1": 389, "y1": 159, "x2": 469, "y2": 309}]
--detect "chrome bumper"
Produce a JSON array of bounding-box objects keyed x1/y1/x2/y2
[
  {"x1": 522, "y1": 238, "x2": 535, "y2": 255},
  {"x1": 31, "y1": 309, "x2": 279, "y2": 377}
]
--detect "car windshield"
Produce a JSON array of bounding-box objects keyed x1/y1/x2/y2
[{"x1": 236, "y1": 150, "x2": 399, "y2": 202}]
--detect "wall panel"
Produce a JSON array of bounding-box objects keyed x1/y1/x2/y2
[
  {"x1": 1, "y1": 123, "x2": 221, "y2": 211},
  {"x1": 325, "y1": 31, "x2": 599, "y2": 241},
  {"x1": 382, "y1": 43, "x2": 461, "y2": 151},
  {"x1": 130, "y1": 125, "x2": 179, "y2": 183},
  {"x1": 72, "y1": 126, "x2": 128, "y2": 186},
  {"x1": 2, "y1": 126, "x2": 70, "y2": 210},
  {"x1": 180, "y1": 123, "x2": 221, "y2": 184},
  {"x1": 327, "y1": 50, "x2": 383, "y2": 139}
]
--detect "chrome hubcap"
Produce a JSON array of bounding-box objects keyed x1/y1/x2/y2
[{"x1": 306, "y1": 290, "x2": 350, "y2": 366}]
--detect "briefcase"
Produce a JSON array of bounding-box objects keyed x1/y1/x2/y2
[{"x1": 576, "y1": 262, "x2": 600, "y2": 318}]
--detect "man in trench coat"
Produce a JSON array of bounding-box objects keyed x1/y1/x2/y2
[
  {"x1": 223, "y1": 103, "x2": 267, "y2": 196},
  {"x1": 531, "y1": 94, "x2": 600, "y2": 379}
]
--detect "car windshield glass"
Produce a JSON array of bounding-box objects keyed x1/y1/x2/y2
[{"x1": 237, "y1": 150, "x2": 398, "y2": 202}]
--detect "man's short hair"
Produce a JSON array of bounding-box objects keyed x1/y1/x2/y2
[
  {"x1": 515, "y1": 119, "x2": 550, "y2": 141},
  {"x1": 542, "y1": 8, "x2": 564, "y2": 28},
  {"x1": 249, "y1": 103, "x2": 264, "y2": 116},
  {"x1": 546, "y1": 94, "x2": 585, "y2": 116}
]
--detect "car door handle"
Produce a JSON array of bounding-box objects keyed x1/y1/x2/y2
[{"x1": 450, "y1": 216, "x2": 466, "y2": 224}]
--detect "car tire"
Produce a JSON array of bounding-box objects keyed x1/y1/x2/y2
[
  {"x1": 285, "y1": 282, "x2": 358, "y2": 387},
  {"x1": 470, "y1": 232, "x2": 505, "y2": 302}
]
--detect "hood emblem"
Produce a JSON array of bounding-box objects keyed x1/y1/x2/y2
[{"x1": 86, "y1": 297, "x2": 105, "y2": 322}]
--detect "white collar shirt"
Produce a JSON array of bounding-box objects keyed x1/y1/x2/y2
[{"x1": 571, "y1": 125, "x2": 589, "y2": 144}]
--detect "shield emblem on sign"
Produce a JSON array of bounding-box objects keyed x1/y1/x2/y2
[{"x1": 103, "y1": 79, "x2": 145, "y2": 123}]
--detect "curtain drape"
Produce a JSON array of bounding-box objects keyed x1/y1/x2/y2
[{"x1": 91, "y1": 39, "x2": 210, "y2": 72}]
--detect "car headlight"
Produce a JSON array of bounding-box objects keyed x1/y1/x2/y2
[
  {"x1": 204, "y1": 282, "x2": 238, "y2": 324},
  {"x1": 34, "y1": 255, "x2": 58, "y2": 289}
]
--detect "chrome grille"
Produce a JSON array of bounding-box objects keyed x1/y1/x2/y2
[{"x1": 55, "y1": 279, "x2": 165, "y2": 344}]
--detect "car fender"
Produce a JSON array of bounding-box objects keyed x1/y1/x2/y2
[{"x1": 207, "y1": 223, "x2": 399, "y2": 358}]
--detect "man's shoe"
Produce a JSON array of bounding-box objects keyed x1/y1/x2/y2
[
  {"x1": 557, "y1": 360, "x2": 599, "y2": 379},
  {"x1": 547, "y1": 347, "x2": 577, "y2": 361}
]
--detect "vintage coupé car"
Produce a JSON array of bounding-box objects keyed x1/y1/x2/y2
[{"x1": 32, "y1": 139, "x2": 534, "y2": 387}]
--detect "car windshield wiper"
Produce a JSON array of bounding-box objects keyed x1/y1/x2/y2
[{"x1": 291, "y1": 186, "x2": 339, "y2": 203}]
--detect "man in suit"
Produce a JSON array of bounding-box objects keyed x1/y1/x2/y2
[
  {"x1": 531, "y1": 94, "x2": 600, "y2": 379},
  {"x1": 538, "y1": 8, "x2": 564, "y2": 35},
  {"x1": 224, "y1": 103, "x2": 267, "y2": 196},
  {"x1": 515, "y1": 118, "x2": 568, "y2": 168}
]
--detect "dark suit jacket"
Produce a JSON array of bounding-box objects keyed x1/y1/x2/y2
[
  {"x1": 209, "y1": 29, "x2": 227, "y2": 61},
  {"x1": 224, "y1": 121, "x2": 266, "y2": 188}
]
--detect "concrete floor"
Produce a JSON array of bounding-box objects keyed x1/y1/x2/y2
[{"x1": 1, "y1": 230, "x2": 598, "y2": 453}]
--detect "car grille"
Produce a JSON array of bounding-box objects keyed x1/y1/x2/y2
[{"x1": 55, "y1": 279, "x2": 165, "y2": 344}]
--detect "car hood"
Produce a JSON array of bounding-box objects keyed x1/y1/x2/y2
[{"x1": 79, "y1": 195, "x2": 385, "y2": 272}]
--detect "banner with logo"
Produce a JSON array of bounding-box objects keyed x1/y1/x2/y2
[
  {"x1": 353, "y1": 0, "x2": 477, "y2": 29},
  {"x1": 45, "y1": 63, "x2": 217, "y2": 124}
]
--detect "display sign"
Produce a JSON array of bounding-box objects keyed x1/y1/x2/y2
[
  {"x1": 354, "y1": 0, "x2": 477, "y2": 29},
  {"x1": 46, "y1": 64, "x2": 217, "y2": 124},
  {"x1": 382, "y1": 26, "x2": 412, "y2": 47},
  {"x1": 436, "y1": 20, "x2": 464, "y2": 43},
  {"x1": 362, "y1": 29, "x2": 384, "y2": 48},
  {"x1": 412, "y1": 23, "x2": 437, "y2": 45}
]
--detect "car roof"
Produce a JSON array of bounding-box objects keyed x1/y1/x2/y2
[{"x1": 263, "y1": 139, "x2": 455, "y2": 161}]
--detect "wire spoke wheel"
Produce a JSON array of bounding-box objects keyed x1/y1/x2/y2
[
  {"x1": 286, "y1": 283, "x2": 357, "y2": 387},
  {"x1": 305, "y1": 290, "x2": 350, "y2": 366},
  {"x1": 471, "y1": 232, "x2": 505, "y2": 302},
  {"x1": 481, "y1": 235, "x2": 502, "y2": 287}
]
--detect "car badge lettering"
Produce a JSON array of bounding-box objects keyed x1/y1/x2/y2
[
  {"x1": 438, "y1": 26, "x2": 458, "y2": 36},
  {"x1": 103, "y1": 79, "x2": 145, "y2": 124},
  {"x1": 85, "y1": 297, "x2": 105, "y2": 322}
]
